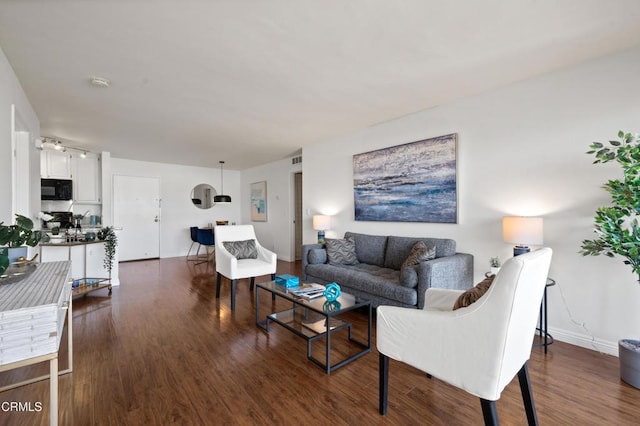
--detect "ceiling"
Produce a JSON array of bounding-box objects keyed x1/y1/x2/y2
[{"x1": 1, "y1": 1, "x2": 640, "y2": 170}]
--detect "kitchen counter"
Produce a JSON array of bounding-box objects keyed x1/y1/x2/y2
[{"x1": 41, "y1": 238, "x2": 106, "y2": 246}]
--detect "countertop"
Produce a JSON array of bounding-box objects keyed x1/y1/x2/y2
[{"x1": 40, "y1": 238, "x2": 107, "y2": 247}]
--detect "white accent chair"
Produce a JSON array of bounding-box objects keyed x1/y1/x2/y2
[
  {"x1": 377, "y1": 247, "x2": 552, "y2": 426},
  {"x1": 214, "y1": 225, "x2": 277, "y2": 310}
]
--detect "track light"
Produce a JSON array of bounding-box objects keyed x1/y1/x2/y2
[{"x1": 40, "y1": 137, "x2": 92, "y2": 158}]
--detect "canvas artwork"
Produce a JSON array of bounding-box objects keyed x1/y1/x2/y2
[
  {"x1": 250, "y1": 181, "x2": 267, "y2": 222},
  {"x1": 353, "y1": 133, "x2": 458, "y2": 223}
]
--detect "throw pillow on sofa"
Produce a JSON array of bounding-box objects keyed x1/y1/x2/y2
[
  {"x1": 401, "y1": 241, "x2": 436, "y2": 269},
  {"x1": 223, "y1": 239, "x2": 258, "y2": 259},
  {"x1": 308, "y1": 248, "x2": 327, "y2": 264},
  {"x1": 453, "y1": 275, "x2": 495, "y2": 310},
  {"x1": 400, "y1": 266, "x2": 418, "y2": 288},
  {"x1": 325, "y1": 237, "x2": 359, "y2": 265}
]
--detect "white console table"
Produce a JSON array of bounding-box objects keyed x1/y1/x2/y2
[{"x1": 0, "y1": 261, "x2": 73, "y2": 426}]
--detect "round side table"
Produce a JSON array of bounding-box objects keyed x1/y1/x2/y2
[{"x1": 533, "y1": 278, "x2": 555, "y2": 353}]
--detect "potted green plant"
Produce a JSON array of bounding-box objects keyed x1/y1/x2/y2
[
  {"x1": 489, "y1": 256, "x2": 501, "y2": 276},
  {"x1": 0, "y1": 214, "x2": 50, "y2": 275},
  {"x1": 100, "y1": 226, "x2": 118, "y2": 279},
  {"x1": 580, "y1": 130, "x2": 640, "y2": 389}
]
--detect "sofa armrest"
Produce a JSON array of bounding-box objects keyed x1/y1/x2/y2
[
  {"x1": 302, "y1": 243, "x2": 324, "y2": 280},
  {"x1": 423, "y1": 288, "x2": 464, "y2": 311},
  {"x1": 415, "y1": 253, "x2": 473, "y2": 309}
]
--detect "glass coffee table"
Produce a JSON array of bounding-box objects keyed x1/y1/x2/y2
[{"x1": 255, "y1": 281, "x2": 371, "y2": 374}]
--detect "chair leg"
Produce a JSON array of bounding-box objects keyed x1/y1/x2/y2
[
  {"x1": 480, "y1": 399, "x2": 499, "y2": 426},
  {"x1": 230, "y1": 279, "x2": 237, "y2": 310},
  {"x1": 379, "y1": 353, "x2": 389, "y2": 415},
  {"x1": 216, "y1": 273, "x2": 221, "y2": 298},
  {"x1": 250, "y1": 277, "x2": 255, "y2": 292},
  {"x1": 518, "y1": 363, "x2": 538, "y2": 426}
]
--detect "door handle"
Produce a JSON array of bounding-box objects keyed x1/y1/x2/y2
[{"x1": 154, "y1": 215, "x2": 159, "y2": 222}]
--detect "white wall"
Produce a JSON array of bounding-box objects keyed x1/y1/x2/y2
[
  {"x1": 110, "y1": 158, "x2": 241, "y2": 259},
  {"x1": 0, "y1": 45, "x2": 40, "y2": 224},
  {"x1": 302, "y1": 46, "x2": 640, "y2": 355},
  {"x1": 241, "y1": 157, "x2": 302, "y2": 261}
]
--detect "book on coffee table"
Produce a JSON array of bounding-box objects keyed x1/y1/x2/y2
[{"x1": 291, "y1": 283, "x2": 325, "y2": 297}]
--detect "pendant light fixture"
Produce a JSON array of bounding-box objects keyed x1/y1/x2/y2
[{"x1": 214, "y1": 160, "x2": 232, "y2": 203}]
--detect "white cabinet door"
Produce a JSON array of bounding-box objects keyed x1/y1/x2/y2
[
  {"x1": 41, "y1": 150, "x2": 72, "y2": 178},
  {"x1": 72, "y1": 153, "x2": 101, "y2": 203}
]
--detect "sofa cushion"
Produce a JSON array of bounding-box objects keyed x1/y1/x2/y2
[
  {"x1": 325, "y1": 237, "x2": 359, "y2": 265},
  {"x1": 384, "y1": 236, "x2": 456, "y2": 270},
  {"x1": 308, "y1": 248, "x2": 327, "y2": 264},
  {"x1": 453, "y1": 275, "x2": 495, "y2": 310},
  {"x1": 401, "y1": 241, "x2": 436, "y2": 269},
  {"x1": 306, "y1": 263, "x2": 417, "y2": 306},
  {"x1": 344, "y1": 232, "x2": 388, "y2": 267},
  {"x1": 223, "y1": 239, "x2": 257, "y2": 259}
]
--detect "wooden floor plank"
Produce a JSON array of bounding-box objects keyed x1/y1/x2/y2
[{"x1": 1, "y1": 257, "x2": 639, "y2": 425}]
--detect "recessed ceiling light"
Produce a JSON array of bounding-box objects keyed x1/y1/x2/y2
[{"x1": 90, "y1": 76, "x2": 111, "y2": 88}]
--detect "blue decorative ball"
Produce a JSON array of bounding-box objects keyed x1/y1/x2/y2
[{"x1": 324, "y1": 282, "x2": 341, "y2": 302}]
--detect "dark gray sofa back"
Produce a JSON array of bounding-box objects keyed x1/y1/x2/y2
[
  {"x1": 344, "y1": 232, "x2": 388, "y2": 267},
  {"x1": 383, "y1": 236, "x2": 456, "y2": 270}
]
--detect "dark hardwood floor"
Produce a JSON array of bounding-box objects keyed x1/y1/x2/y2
[{"x1": 1, "y1": 257, "x2": 639, "y2": 425}]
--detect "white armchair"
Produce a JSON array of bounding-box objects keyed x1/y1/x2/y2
[
  {"x1": 377, "y1": 248, "x2": 552, "y2": 425},
  {"x1": 214, "y1": 225, "x2": 277, "y2": 310}
]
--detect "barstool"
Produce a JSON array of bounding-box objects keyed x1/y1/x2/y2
[
  {"x1": 196, "y1": 228, "x2": 215, "y2": 264},
  {"x1": 186, "y1": 226, "x2": 201, "y2": 262}
]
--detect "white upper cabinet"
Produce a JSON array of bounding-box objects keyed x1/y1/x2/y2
[
  {"x1": 41, "y1": 150, "x2": 72, "y2": 178},
  {"x1": 72, "y1": 152, "x2": 101, "y2": 203}
]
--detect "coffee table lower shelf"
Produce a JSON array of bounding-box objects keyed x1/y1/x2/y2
[{"x1": 256, "y1": 282, "x2": 371, "y2": 374}]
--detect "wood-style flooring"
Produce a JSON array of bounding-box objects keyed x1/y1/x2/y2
[{"x1": 1, "y1": 257, "x2": 639, "y2": 425}]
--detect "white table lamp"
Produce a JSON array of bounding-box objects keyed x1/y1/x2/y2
[
  {"x1": 313, "y1": 215, "x2": 331, "y2": 244},
  {"x1": 503, "y1": 216, "x2": 543, "y2": 256}
]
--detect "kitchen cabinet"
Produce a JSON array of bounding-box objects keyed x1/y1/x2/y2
[
  {"x1": 41, "y1": 150, "x2": 72, "y2": 179},
  {"x1": 72, "y1": 152, "x2": 101, "y2": 203},
  {"x1": 39, "y1": 239, "x2": 120, "y2": 286}
]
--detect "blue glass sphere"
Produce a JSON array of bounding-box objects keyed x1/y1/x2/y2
[{"x1": 324, "y1": 282, "x2": 341, "y2": 302}]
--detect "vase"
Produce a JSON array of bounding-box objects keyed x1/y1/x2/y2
[{"x1": 619, "y1": 339, "x2": 640, "y2": 389}]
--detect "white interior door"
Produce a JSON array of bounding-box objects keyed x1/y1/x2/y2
[{"x1": 113, "y1": 175, "x2": 160, "y2": 261}]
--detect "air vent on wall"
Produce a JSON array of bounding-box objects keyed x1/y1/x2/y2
[{"x1": 292, "y1": 155, "x2": 302, "y2": 165}]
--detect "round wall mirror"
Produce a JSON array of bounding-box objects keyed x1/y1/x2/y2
[{"x1": 191, "y1": 184, "x2": 217, "y2": 209}]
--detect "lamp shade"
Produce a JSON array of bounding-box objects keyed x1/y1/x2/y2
[
  {"x1": 312, "y1": 215, "x2": 331, "y2": 231},
  {"x1": 502, "y1": 216, "x2": 543, "y2": 245}
]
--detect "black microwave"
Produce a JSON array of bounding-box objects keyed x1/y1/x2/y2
[{"x1": 41, "y1": 179, "x2": 73, "y2": 200}]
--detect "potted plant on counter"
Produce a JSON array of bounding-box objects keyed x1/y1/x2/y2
[
  {"x1": 100, "y1": 227, "x2": 118, "y2": 279},
  {"x1": 580, "y1": 130, "x2": 640, "y2": 389},
  {"x1": 0, "y1": 214, "x2": 50, "y2": 276}
]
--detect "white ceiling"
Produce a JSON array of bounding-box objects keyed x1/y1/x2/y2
[{"x1": 1, "y1": 1, "x2": 640, "y2": 170}]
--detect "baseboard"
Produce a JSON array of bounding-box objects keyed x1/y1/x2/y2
[{"x1": 549, "y1": 326, "x2": 619, "y2": 356}]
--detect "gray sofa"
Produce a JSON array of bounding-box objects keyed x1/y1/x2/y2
[{"x1": 302, "y1": 231, "x2": 473, "y2": 309}]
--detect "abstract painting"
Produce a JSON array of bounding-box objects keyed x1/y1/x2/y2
[
  {"x1": 250, "y1": 181, "x2": 267, "y2": 222},
  {"x1": 353, "y1": 133, "x2": 457, "y2": 223}
]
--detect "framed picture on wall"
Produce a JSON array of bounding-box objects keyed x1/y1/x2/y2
[
  {"x1": 353, "y1": 133, "x2": 458, "y2": 223},
  {"x1": 251, "y1": 181, "x2": 267, "y2": 222}
]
